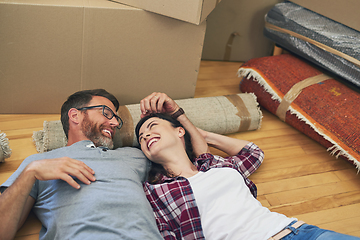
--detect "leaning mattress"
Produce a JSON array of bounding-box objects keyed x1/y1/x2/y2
[{"x1": 264, "y1": 1, "x2": 360, "y2": 89}]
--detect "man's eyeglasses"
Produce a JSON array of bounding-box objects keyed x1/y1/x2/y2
[{"x1": 76, "y1": 105, "x2": 123, "y2": 129}]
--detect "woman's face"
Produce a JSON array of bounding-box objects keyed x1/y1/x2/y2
[{"x1": 138, "y1": 117, "x2": 183, "y2": 162}]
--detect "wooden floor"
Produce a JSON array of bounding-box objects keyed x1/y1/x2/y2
[{"x1": 1, "y1": 60, "x2": 360, "y2": 239}]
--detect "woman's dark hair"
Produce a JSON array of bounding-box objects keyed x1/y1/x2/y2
[
  {"x1": 61, "y1": 89, "x2": 119, "y2": 138},
  {"x1": 135, "y1": 113, "x2": 195, "y2": 183}
]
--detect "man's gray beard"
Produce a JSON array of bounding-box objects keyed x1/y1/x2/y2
[{"x1": 81, "y1": 113, "x2": 114, "y2": 149}]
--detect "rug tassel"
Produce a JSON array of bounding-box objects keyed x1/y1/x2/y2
[{"x1": 0, "y1": 131, "x2": 12, "y2": 162}]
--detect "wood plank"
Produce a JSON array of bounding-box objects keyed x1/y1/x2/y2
[
  {"x1": 250, "y1": 160, "x2": 352, "y2": 183},
  {"x1": 256, "y1": 172, "x2": 341, "y2": 195},
  {"x1": 0, "y1": 171, "x2": 13, "y2": 184},
  {"x1": 294, "y1": 203, "x2": 360, "y2": 227},
  {"x1": 257, "y1": 195, "x2": 271, "y2": 208},
  {"x1": 318, "y1": 216, "x2": 360, "y2": 237},
  {"x1": 265, "y1": 180, "x2": 360, "y2": 206},
  {"x1": 349, "y1": 230, "x2": 360, "y2": 238},
  {"x1": 14, "y1": 234, "x2": 40, "y2": 240},
  {"x1": 268, "y1": 191, "x2": 360, "y2": 217},
  {"x1": 256, "y1": 152, "x2": 339, "y2": 173},
  {"x1": 1, "y1": 115, "x2": 60, "y2": 131},
  {"x1": 334, "y1": 168, "x2": 360, "y2": 181}
]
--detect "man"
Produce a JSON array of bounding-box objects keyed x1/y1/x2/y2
[{"x1": 0, "y1": 89, "x2": 165, "y2": 240}]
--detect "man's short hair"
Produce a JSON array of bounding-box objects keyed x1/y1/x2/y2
[{"x1": 61, "y1": 89, "x2": 119, "y2": 138}]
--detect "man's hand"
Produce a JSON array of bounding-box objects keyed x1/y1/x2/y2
[
  {"x1": 25, "y1": 157, "x2": 96, "y2": 189},
  {"x1": 140, "y1": 92, "x2": 179, "y2": 118}
]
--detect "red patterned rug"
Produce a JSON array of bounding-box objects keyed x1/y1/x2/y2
[{"x1": 238, "y1": 54, "x2": 360, "y2": 170}]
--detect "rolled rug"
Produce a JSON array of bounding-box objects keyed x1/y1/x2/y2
[
  {"x1": 0, "y1": 131, "x2": 12, "y2": 162},
  {"x1": 33, "y1": 93, "x2": 262, "y2": 153},
  {"x1": 238, "y1": 54, "x2": 360, "y2": 170}
]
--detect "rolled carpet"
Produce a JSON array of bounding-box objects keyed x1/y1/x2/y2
[
  {"x1": 33, "y1": 93, "x2": 262, "y2": 152},
  {"x1": 238, "y1": 54, "x2": 360, "y2": 170}
]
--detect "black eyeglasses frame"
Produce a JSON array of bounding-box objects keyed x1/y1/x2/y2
[{"x1": 76, "y1": 105, "x2": 123, "y2": 129}]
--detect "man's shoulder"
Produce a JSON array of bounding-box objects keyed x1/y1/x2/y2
[
  {"x1": 112, "y1": 146, "x2": 145, "y2": 158},
  {"x1": 113, "y1": 146, "x2": 142, "y2": 152},
  {"x1": 23, "y1": 145, "x2": 69, "y2": 162}
]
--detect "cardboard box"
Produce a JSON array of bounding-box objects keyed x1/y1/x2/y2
[
  {"x1": 110, "y1": 0, "x2": 221, "y2": 25},
  {"x1": 0, "y1": 0, "x2": 206, "y2": 113},
  {"x1": 201, "y1": 0, "x2": 282, "y2": 62},
  {"x1": 290, "y1": 0, "x2": 360, "y2": 32}
]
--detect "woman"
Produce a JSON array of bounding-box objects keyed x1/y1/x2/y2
[{"x1": 136, "y1": 92, "x2": 360, "y2": 240}]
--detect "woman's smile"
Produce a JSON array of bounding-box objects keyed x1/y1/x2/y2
[{"x1": 147, "y1": 137, "x2": 160, "y2": 150}]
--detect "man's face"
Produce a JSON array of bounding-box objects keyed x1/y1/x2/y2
[{"x1": 79, "y1": 96, "x2": 119, "y2": 149}]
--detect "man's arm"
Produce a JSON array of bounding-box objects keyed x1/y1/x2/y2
[
  {"x1": 140, "y1": 92, "x2": 209, "y2": 157},
  {"x1": 0, "y1": 169, "x2": 36, "y2": 240},
  {"x1": 0, "y1": 157, "x2": 96, "y2": 240}
]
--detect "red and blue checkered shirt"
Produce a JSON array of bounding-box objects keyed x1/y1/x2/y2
[{"x1": 143, "y1": 142, "x2": 264, "y2": 240}]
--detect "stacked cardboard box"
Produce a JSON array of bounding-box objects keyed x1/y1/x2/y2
[
  {"x1": 0, "y1": 0, "x2": 219, "y2": 113},
  {"x1": 111, "y1": 0, "x2": 221, "y2": 25},
  {"x1": 201, "y1": 0, "x2": 282, "y2": 62}
]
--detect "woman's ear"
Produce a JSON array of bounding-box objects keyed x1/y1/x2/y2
[
  {"x1": 68, "y1": 108, "x2": 81, "y2": 124},
  {"x1": 178, "y1": 127, "x2": 186, "y2": 138}
]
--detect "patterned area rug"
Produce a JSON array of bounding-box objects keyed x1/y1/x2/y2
[{"x1": 238, "y1": 54, "x2": 360, "y2": 170}]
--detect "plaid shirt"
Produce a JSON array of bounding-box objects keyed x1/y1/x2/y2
[{"x1": 143, "y1": 142, "x2": 264, "y2": 240}]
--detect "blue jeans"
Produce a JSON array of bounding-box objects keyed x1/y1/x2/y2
[{"x1": 281, "y1": 221, "x2": 360, "y2": 240}]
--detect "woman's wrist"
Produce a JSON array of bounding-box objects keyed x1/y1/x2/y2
[{"x1": 171, "y1": 107, "x2": 184, "y2": 119}]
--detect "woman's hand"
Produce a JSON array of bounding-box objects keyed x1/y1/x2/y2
[{"x1": 140, "y1": 92, "x2": 179, "y2": 118}]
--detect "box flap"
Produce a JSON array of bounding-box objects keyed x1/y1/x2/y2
[{"x1": 109, "y1": 0, "x2": 221, "y2": 25}]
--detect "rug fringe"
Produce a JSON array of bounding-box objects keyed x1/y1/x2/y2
[
  {"x1": 32, "y1": 129, "x2": 45, "y2": 153},
  {"x1": 0, "y1": 131, "x2": 12, "y2": 161},
  {"x1": 238, "y1": 68, "x2": 360, "y2": 171},
  {"x1": 248, "y1": 92, "x2": 263, "y2": 130}
]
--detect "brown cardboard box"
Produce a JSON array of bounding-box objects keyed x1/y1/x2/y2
[
  {"x1": 290, "y1": 0, "x2": 360, "y2": 31},
  {"x1": 0, "y1": 0, "x2": 206, "y2": 113},
  {"x1": 201, "y1": 0, "x2": 281, "y2": 62},
  {"x1": 110, "y1": 0, "x2": 221, "y2": 25}
]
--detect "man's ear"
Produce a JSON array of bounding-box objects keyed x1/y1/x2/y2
[{"x1": 68, "y1": 108, "x2": 81, "y2": 124}]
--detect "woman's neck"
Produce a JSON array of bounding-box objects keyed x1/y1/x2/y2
[{"x1": 159, "y1": 149, "x2": 199, "y2": 178}]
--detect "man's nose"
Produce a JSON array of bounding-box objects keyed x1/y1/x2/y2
[{"x1": 109, "y1": 117, "x2": 119, "y2": 127}]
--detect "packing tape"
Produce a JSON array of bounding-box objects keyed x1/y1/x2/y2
[
  {"x1": 225, "y1": 95, "x2": 251, "y2": 131},
  {"x1": 276, "y1": 74, "x2": 332, "y2": 121}
]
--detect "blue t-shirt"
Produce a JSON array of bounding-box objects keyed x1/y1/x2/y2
[{"x1": 1, "y1": 140, "x2": 162, "y2": 240}]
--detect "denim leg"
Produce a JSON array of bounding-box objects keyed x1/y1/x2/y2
[
  {"x1": 281, "y1": 222, "x2": 360, "y2": 240},
  {"x1": 316, "y1": 231, "x2": 360, "y2": 240}
]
